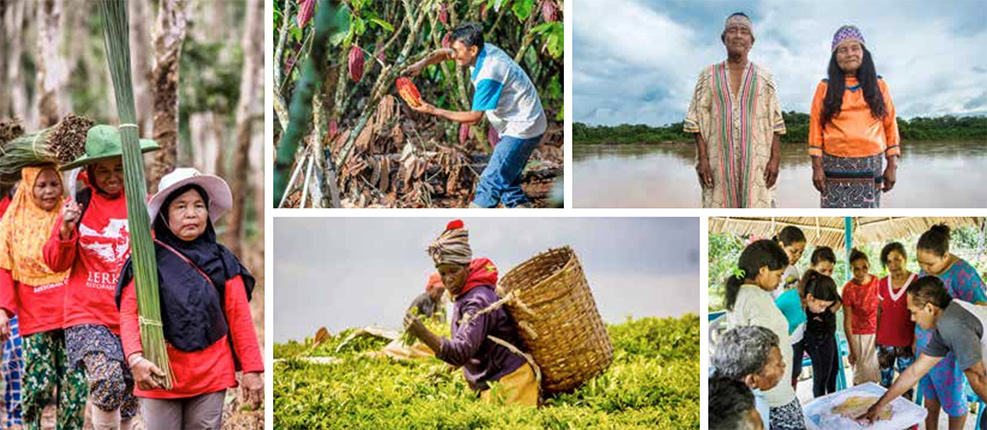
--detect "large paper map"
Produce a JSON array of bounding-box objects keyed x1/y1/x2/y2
[
  {"x1": 804, "y1": 383, "x2": 926, "y2": 430},
  {"x1": 830, "y1": 396, "x2": 892, "y2": 421}
]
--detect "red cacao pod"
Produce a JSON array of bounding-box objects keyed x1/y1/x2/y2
[
  {"x1": 348, "y1": 45, "x2": 364, "y2": 82},
  {"x1": 459, "y1": 124, "x2": 471, "y2": 145},
  {"x1": 329, "y1": 120, "x2": 338, "y2": 139},
  {"x1": 297, "y1": 0, "x2": 315, "y2": 28},
  {"x1": 487, "y1": 126, "x2": 500, "y2": 149},
  {"x1": 395, "y1": 77, "x2": 422, "y2": 108},
  {"x1": 541, "y1": 1, "x2": 557, "y2": 23},
  {"x1": 480, "y1": 3, "x2": 489, "y2": 20},
  {"x1": 439, "y1": 3, "x2": 449, "y2": 26},
  {"x1": 442, "y1": 32, "x2": 451, "y2": 49}
]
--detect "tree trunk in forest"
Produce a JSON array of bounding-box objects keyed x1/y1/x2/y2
[
  {"x1": 0, "y1": 1, "x2": 9, "y2": 118},
  {"x1": 148, "y1": 0, "x2": 188, "y2": 193},
  {"x1": 4, "y1": 0, "x2": 31, "y2": 125},
  {"x1": 36, "y1": 0, "x2": 67, "y2": 127},
  {"x1": 129, "y1": 0, "x2": 154, "y2": 135},
  {"x1": 225, "y1": 0, "x2": 262, "y2": 256}
]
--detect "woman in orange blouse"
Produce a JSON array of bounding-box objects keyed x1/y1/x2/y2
[{"x1": 808, "y1": 25, "x2": 899, "y2": 208}]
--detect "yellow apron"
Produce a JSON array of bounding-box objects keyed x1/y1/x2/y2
[{"x1": 479, "y1": 362, "x2": 539, "y2": 407}]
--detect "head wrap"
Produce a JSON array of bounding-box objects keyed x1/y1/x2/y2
[
  {"x1": 0, "y1": 166, "x2": 70, "y2": 285},
  {"x1": 426, "y1": 272, "x2": 444, "y2": 292},
  {"x1": 832, "y1": 25, "x2": 866, "y2": 53},
  {"x1": 427, "y1": 219, "x2": 472, "y2": 266},
  {"x1": 724, "y1": 13, "x2": 754, "y2": 37}
]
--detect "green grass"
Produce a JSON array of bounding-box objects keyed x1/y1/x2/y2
[{"x1": 274, "y1": 315, "x2": 700, "y2": 429}]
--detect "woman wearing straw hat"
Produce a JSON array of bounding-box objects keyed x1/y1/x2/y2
[
  {"x1": 403, "y1": 220, "x2": 539, "y2": 406},
  {"x1": 42, "y1": 125, "x2": 159, "y2": 430},
  {"x1": 0, "y1": 165, "x2": 87, "y2": 429},
  {"x1": 114, "y1": 168, "x2": 263, "y2": 429}
]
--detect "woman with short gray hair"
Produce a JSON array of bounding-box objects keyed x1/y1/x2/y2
[{"x1": 711, "y1": 325, "x2": 786, "y2": 430}]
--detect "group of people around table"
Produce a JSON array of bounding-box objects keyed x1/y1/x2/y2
[
  {"x1": 686, "y1": 12, "x2": 900, "y2": 209},
  {"x1": 0, "y1": 124, "x2": 263, "y2": 429},
  {"x1": 710, "y1": 224, "x2": 987, "y2": 430}
]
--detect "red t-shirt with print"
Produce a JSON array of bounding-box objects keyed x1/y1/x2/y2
[
  {"x1": 842, "y1": 275, "x2": 880, "y2": 335},
  {"x1": 45, "y1": 189, "x2": 131, "y2": 334}
]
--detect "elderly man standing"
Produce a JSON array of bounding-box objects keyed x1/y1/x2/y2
[{"x1": 685, "y1": 12, "x2": 786, "y2": 208}]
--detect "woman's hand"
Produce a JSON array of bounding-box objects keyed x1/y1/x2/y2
[
  {"x1": 60, "y1": 201, "x2": 81, "y2": 239},
  {"x1": 129, "y1": 354, "x2": 166, "y2": 391},
  {"x1": 848, "y1": 350, "x2": 857, "y2": 366},
  {"x1": 882, "y1": 157, "x2": 897, "y2": 192},
  {"x1": 811, "y1": 163, "x2": 826, "y2": 193},
  {"x1": 241, "y1": 372, "x2": 264, "y2": 410},
  {"x1": 856, "y1": 403, "x2": 882, "y2": 424},
  {"x1": 403, "y1": 312, "x2": 426, "y2": 340}
]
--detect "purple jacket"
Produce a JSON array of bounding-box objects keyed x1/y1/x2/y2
[{"x1": 436, "y1": 284, "x2": 526, "y2": 392}]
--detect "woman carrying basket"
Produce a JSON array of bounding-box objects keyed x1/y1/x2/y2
[{"x1": 403, "y1": 219, "x2": 539, "y2": 406}]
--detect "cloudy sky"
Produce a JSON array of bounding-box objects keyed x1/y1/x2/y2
[
  {"x1": 573, "y1": 0, "x2": 987, "y2": 126},
  {"x1": 273, "y1": 217, "x2": 699, "y2": 342}
]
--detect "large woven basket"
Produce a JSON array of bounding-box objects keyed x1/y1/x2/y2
[{"x1": 497, "y1": 246, "x2": 612, "y2": 394}]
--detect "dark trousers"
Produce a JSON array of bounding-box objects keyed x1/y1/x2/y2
[{"x1": 804, "y1": 330, "x2": 838, "y2": 398}]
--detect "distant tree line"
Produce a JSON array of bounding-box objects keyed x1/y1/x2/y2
[{"x1": 574, "y1": 113, "x2": 987, "y2": 145}]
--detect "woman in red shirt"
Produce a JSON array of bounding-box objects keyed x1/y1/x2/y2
[
  {"x1": 45, "y1": 125, "x2": 160, "y2": 429},
  {"x1": 0, "y1": 166, "x2": 86, "y2": 429},
  {"x1": 842, "y1": 248, "x2": 881, "y2": 385},
  {"x1": 876, "y1": 242, "x2": 917, "y2": 399},
  {"x1": 115, "y1": 168, "x2": 263, "y2": 429}
]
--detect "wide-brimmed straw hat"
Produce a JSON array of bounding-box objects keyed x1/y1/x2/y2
[{"x1": 147, "y1": 167, "x2": 232, "y2": 224}]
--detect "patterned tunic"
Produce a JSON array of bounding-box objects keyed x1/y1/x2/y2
[{"x1": 685, "y1": 61, "x2": 786, "y2": 208}]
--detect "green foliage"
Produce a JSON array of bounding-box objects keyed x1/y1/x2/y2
[
  {"x1": 274, "y1": 316, "x2": 700, "y2": 429},
  {"x1": 574, "y1": 114, "x2": 987, "y2": 145}
]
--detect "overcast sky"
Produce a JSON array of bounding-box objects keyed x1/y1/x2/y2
[
  {"x1": 273, "y1": 217, "x2": 700, "y2": 342},
  {"x1": 574, "y1": 0, "x2": 987, "y2": 126}
]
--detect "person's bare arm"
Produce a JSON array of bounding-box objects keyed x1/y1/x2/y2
[
  {"x1": 694, "y1": 133, "x2": 713, "y2": 189},
  {"x1": 965, "y1": 361, "x2": 987, "y2": 401},
  {"x1": 404, "y1": 48, "x2": 455, "y2": 77},
  {"x1": 858, "y1": 353, "x2": 941, "y2": 423},
  {"x1": 844, "y1": 303, "x2": 856, "y2": 365},
  {"x1": 765, "y1": 133, "x2": 781, "y2": 188},
  {"x1": 410, "y1": 103, "x2": 484, "y2": 125}
]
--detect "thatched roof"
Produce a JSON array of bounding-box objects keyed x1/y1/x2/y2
[{"x1": 709, "y1": 217, "x2": 985, "y2": 249}]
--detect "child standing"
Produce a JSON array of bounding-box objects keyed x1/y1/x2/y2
[
  {"x1": 842, "y1": 248, "x2": 881, "y2": 385},
  {"x1": 801, "y1": 270, "x2": 842, "y2": 397}
]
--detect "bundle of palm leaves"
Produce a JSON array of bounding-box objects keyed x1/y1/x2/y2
[{"x1": 0, "y1": 114, "x2": 93, "y2": 183}]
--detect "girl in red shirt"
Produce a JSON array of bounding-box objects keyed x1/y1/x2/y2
[
  {"x1": 875, "y1": 242, "x2": 917, "y2": 399},
  {"x1": 115, "y1": 168, "x2": 263, "y2": 429},
  {"x1": 0, "y1": 166, "x2": 86, "y2": 429},
  {"x1": 842, "y1": 248, "x2": 881, "y2": 385}
]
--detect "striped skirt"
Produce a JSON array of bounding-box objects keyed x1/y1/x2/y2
[{"x1": 821, "y1": 153, "x2": 883, "y2": 208}]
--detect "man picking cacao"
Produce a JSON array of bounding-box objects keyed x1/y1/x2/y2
[{"x1": 404, "y1": 23, "x2": 546, "y2": 208}]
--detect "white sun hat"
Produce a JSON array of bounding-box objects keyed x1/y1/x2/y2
[{"x1": 147, "y1": 167, "x2": 233, "y2": 224}]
